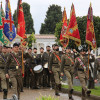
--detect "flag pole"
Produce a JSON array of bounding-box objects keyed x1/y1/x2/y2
[
  {"x1": 88, "y1": 45, "x2": 90, "y2": 79},
  {"x1": 22, "y1": 46, "x2": 24, "y2": 77}
]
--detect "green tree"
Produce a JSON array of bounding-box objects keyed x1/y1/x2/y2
[
  {"x1": 40, "y1": 4, "x2": 62, "y2": 34},
  {"x1": 28, "y1": 32, "x2": 36, "y2": 47},
  {"x1": 55, "y1": 16, "x2": 100, "y2": 48},
  {"x1": 13, "y1": 2, "x2": 35, "y2": 34}
]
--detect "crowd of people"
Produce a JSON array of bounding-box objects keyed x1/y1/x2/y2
[{"x1": 0, "y1": 43, "x2": 100, "y2": 100}]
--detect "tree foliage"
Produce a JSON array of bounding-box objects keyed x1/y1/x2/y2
[
  {"x1": 13, "y1": 2, "x2": 35, "y2": 34},
  {"x1": 28, "y1": 32, "x2": 36, "y2": 47},
  {"x1": 55, "y1": 16, "x2": 100, "y2": 48},
  {"x1": 40, "y1": 4, "x2": 62, "y2": 34}
]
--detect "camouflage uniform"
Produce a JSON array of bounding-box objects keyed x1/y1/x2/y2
[
  {"x1": 74, "y1": 54, "x2": 95, "y2": 100},
  {"x1": 0, "y1": 53, "x2": 8, "y2": 99},
  {"x1": 42, "y1": 52, "x2": 51, "y2": 87},
  {"x1": 94, "y1": 56, "x2": 100, "y2": 82},
  {"x1": 61, "y1": 53, "x2": 74, "y2": 99},
  {"x1": 6, "y1": 51, "x2": 23, "y2": 99},
  {"x1": 49, "y1": 51, "x2": 62, "y2": 95}
]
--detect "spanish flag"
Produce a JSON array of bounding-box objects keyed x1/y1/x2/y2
[
  {"x1": 60, "y1": 7, "x2": 69, "y2": 48},
  {"x1": 86, "y1": 3, "x2": 96, "y2": 50},
  {"x1": 64, "y1": 3, "x2": 81, "y2": 47}
]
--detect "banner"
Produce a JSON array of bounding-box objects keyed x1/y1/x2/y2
[{"x1": 86, "y1": 3, "x2": 96, "y2": 50}]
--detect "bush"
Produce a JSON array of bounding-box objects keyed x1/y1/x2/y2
[{"x1": 36, "y1": 95, "x2": 59, "y2": 100}]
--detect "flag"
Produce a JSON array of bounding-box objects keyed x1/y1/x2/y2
[
  {"x1": 60, "y1": 8, "x2": 69, "y2": 48},
  {"x1": 0, "y1": 2, "x2": 8, "y2": 45},
  {"x1": 4, "y1": 0, "x2": 16, "y2": 42},
  {"x1": 21, "y1": 34, "x2": 27, "y2": 47},
  {"x1": 64, "y1": 3, "x2": 81, "y2": 46},
  {"x1": 86, "y1": 3, "x2": 96, "y2": 50},
  {"x1": 17, "y1": 0, "x2": 25, "y2": 39}
]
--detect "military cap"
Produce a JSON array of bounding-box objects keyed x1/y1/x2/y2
[
  {"x1": 3, "y1": 45, "x2": 7, "y2": 48},
  {"x1": 33, "y1": 47, "x2": 37, "y2": 50},
  {"x1": 13, "y1": 43, "x2": 19, "y2": 47},
  {"x1": 28, "y1": 47, "x2": 32, "y2": 50}
]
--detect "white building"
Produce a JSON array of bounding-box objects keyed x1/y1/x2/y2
[{"x1": 10, "y1": 34, "x2": 57, "y2": 53}]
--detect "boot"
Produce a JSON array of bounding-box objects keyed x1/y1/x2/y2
[
  {"x1": 69, "y1": 89, "x2": 74, "y2": 94},
  {"x1": 86, "y1": 90, "x2": 91, "y2": 97},
  {"x1": 69, "y1": 96, "x2": 74, "y2": 100},
  {"x1": 3, "y1": 89, "x2": 8, "y2": 99},
  {"x1": 55, "y1": 84, "x2": 60, "y2": 96}
]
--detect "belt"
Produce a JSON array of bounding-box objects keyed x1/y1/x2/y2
[
  {"x1": 0, "y1": 67, "x2": 5, "y2": 69},
  {"x1": 65, "y1": 65, "x2": 73, "y2": 67},
  {"x1": 9, "y1": 67, "x2": 18, "y2": 70},
  {"x1": 78, "y1": 68, "x2": 84, "y2": 72}
]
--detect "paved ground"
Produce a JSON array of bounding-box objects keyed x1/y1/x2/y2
[{"x1": 0, "y1": 88, "x2": 81, "y2": 100}]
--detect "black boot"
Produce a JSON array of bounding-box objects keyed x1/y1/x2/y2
[
  {"x1": 86, "y1": 90, "x2": 91, "y2": 97},
  {"x1": 55, "y1": 84, "x2": 60, "y2": 96},
  {"x1": 3, "y1": 89, "x2": 8, "y2": 99}
]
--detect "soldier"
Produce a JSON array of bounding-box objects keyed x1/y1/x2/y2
[
  {"x1": 30, "y1": 48, "x2": 39, "y2": 89},
  {"x1": 94, "y1": 54, "x2": 100, "y2": 83},
  {"x1": 74, "y1": 48, "x2": 95, "y2": 100},
  {"x1": 49, "y1": 44, "x2": 62, "y2": 96},
  {"x1": 61, "y1": 47, "x2": 74, "y2": 100},
  {"x1": 37, "y1": 47, "x2": 44, "y2": 87},
  {"x1": 0, "y1": 45, "x2": 8, "y2": 99},
  {"x1": 42, "y1": 46, "x2": 51, "y2": 87},
  {"x1": 6, "y1": 43, "x2": 23, "y2": 100},
  {"x1": 24, "y1": 48, "x2": 32, "y2": 88}
]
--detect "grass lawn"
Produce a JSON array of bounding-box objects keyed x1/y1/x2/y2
[{"x1": 62, "y1": 85, "x2": 100, "y2": 96}]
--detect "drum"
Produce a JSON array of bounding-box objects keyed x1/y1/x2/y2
[
  {"x1": 43, "y1": 62, "x2": 48, "y2": 68},
  {"x1": 33, "y1": 65, "x2": 43, "y2": 73}
]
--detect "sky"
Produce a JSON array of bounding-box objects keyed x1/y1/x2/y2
[{"x1": 2, "y1": 0, "x2": 100, "y2": 34}]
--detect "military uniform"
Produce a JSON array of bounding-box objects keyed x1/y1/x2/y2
[
  {"x1": 42, "y1": 52, "x2": 51, "y2": 87},
  {"x1": 24, "y1": 52, "x2": 32, "y2": 88},
  {"x1": 49, "y1": 51, "x2": 62, "y2": 95},
  {"x1": 30, "y1": 53, "x2": 39, "y2": 89},
  {"x1": 0, "y1": 53, "x2": 8, "y2": 99},
  {"x1": 37, "y1": 53, "x2": 44, "y2": 87},
  {"x1": 6, "y1": 51, "x2": 23, "y2": 99},
  {"x1": 74, "y1": 54, "x2": 95, "y2": 99},
  {"x1": 94, "y1": 56, "x2": 100, "y2": 82},
  {"x1": 61, "y1": 53, "x2": 74, "y2": 99}
]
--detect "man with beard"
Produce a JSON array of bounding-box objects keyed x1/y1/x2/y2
[
  {"x1": 61, "y1": 47, "x2": 74, "y2": 100},
  {"x1": 42, "y1": 46, "x2": 51, "y2": 87},
  {"x1": 74, "y1": 48, "x2": 95, "y2": 100},
  {"x1": 49, "y1": 44, "x2": 62, "y2": 96}
]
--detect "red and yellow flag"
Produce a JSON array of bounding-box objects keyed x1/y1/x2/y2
[
  {"x1": 17, "y1": 0, "x2": 25, "y2": 39},
  {"x1": 60, "y1": 8, "x2": 69, "y2": 48},
  {"x1": 64, "y1": 3, "x2": 81, "y2": 47},
  {"x1": 86, "y1": 3, "x2": 96, "y2": 50}
]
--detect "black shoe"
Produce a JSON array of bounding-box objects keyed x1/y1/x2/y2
[
  {"x1": 87, "y1": 90, "x2": 91, "y2": 97},
  {"x1": 33, "y1": 87, "x2": 39, "y2": 89},
  {"x1": 20, "y1": 89, "x2": 24, "y2": 92},
  {"x1": 55, "y1": 93, "x2": 60, "y2": 96},
  {"x1": 69, "y1": 97, "x2": 74, "y2": 100}
]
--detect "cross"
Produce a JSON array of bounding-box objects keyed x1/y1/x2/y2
[
  {"x1": 4, "y1": 12, "x2": 14, "y2": 31},
  {"x1": 92, "y1": 39, "x2": 96, "y2": 45}
]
